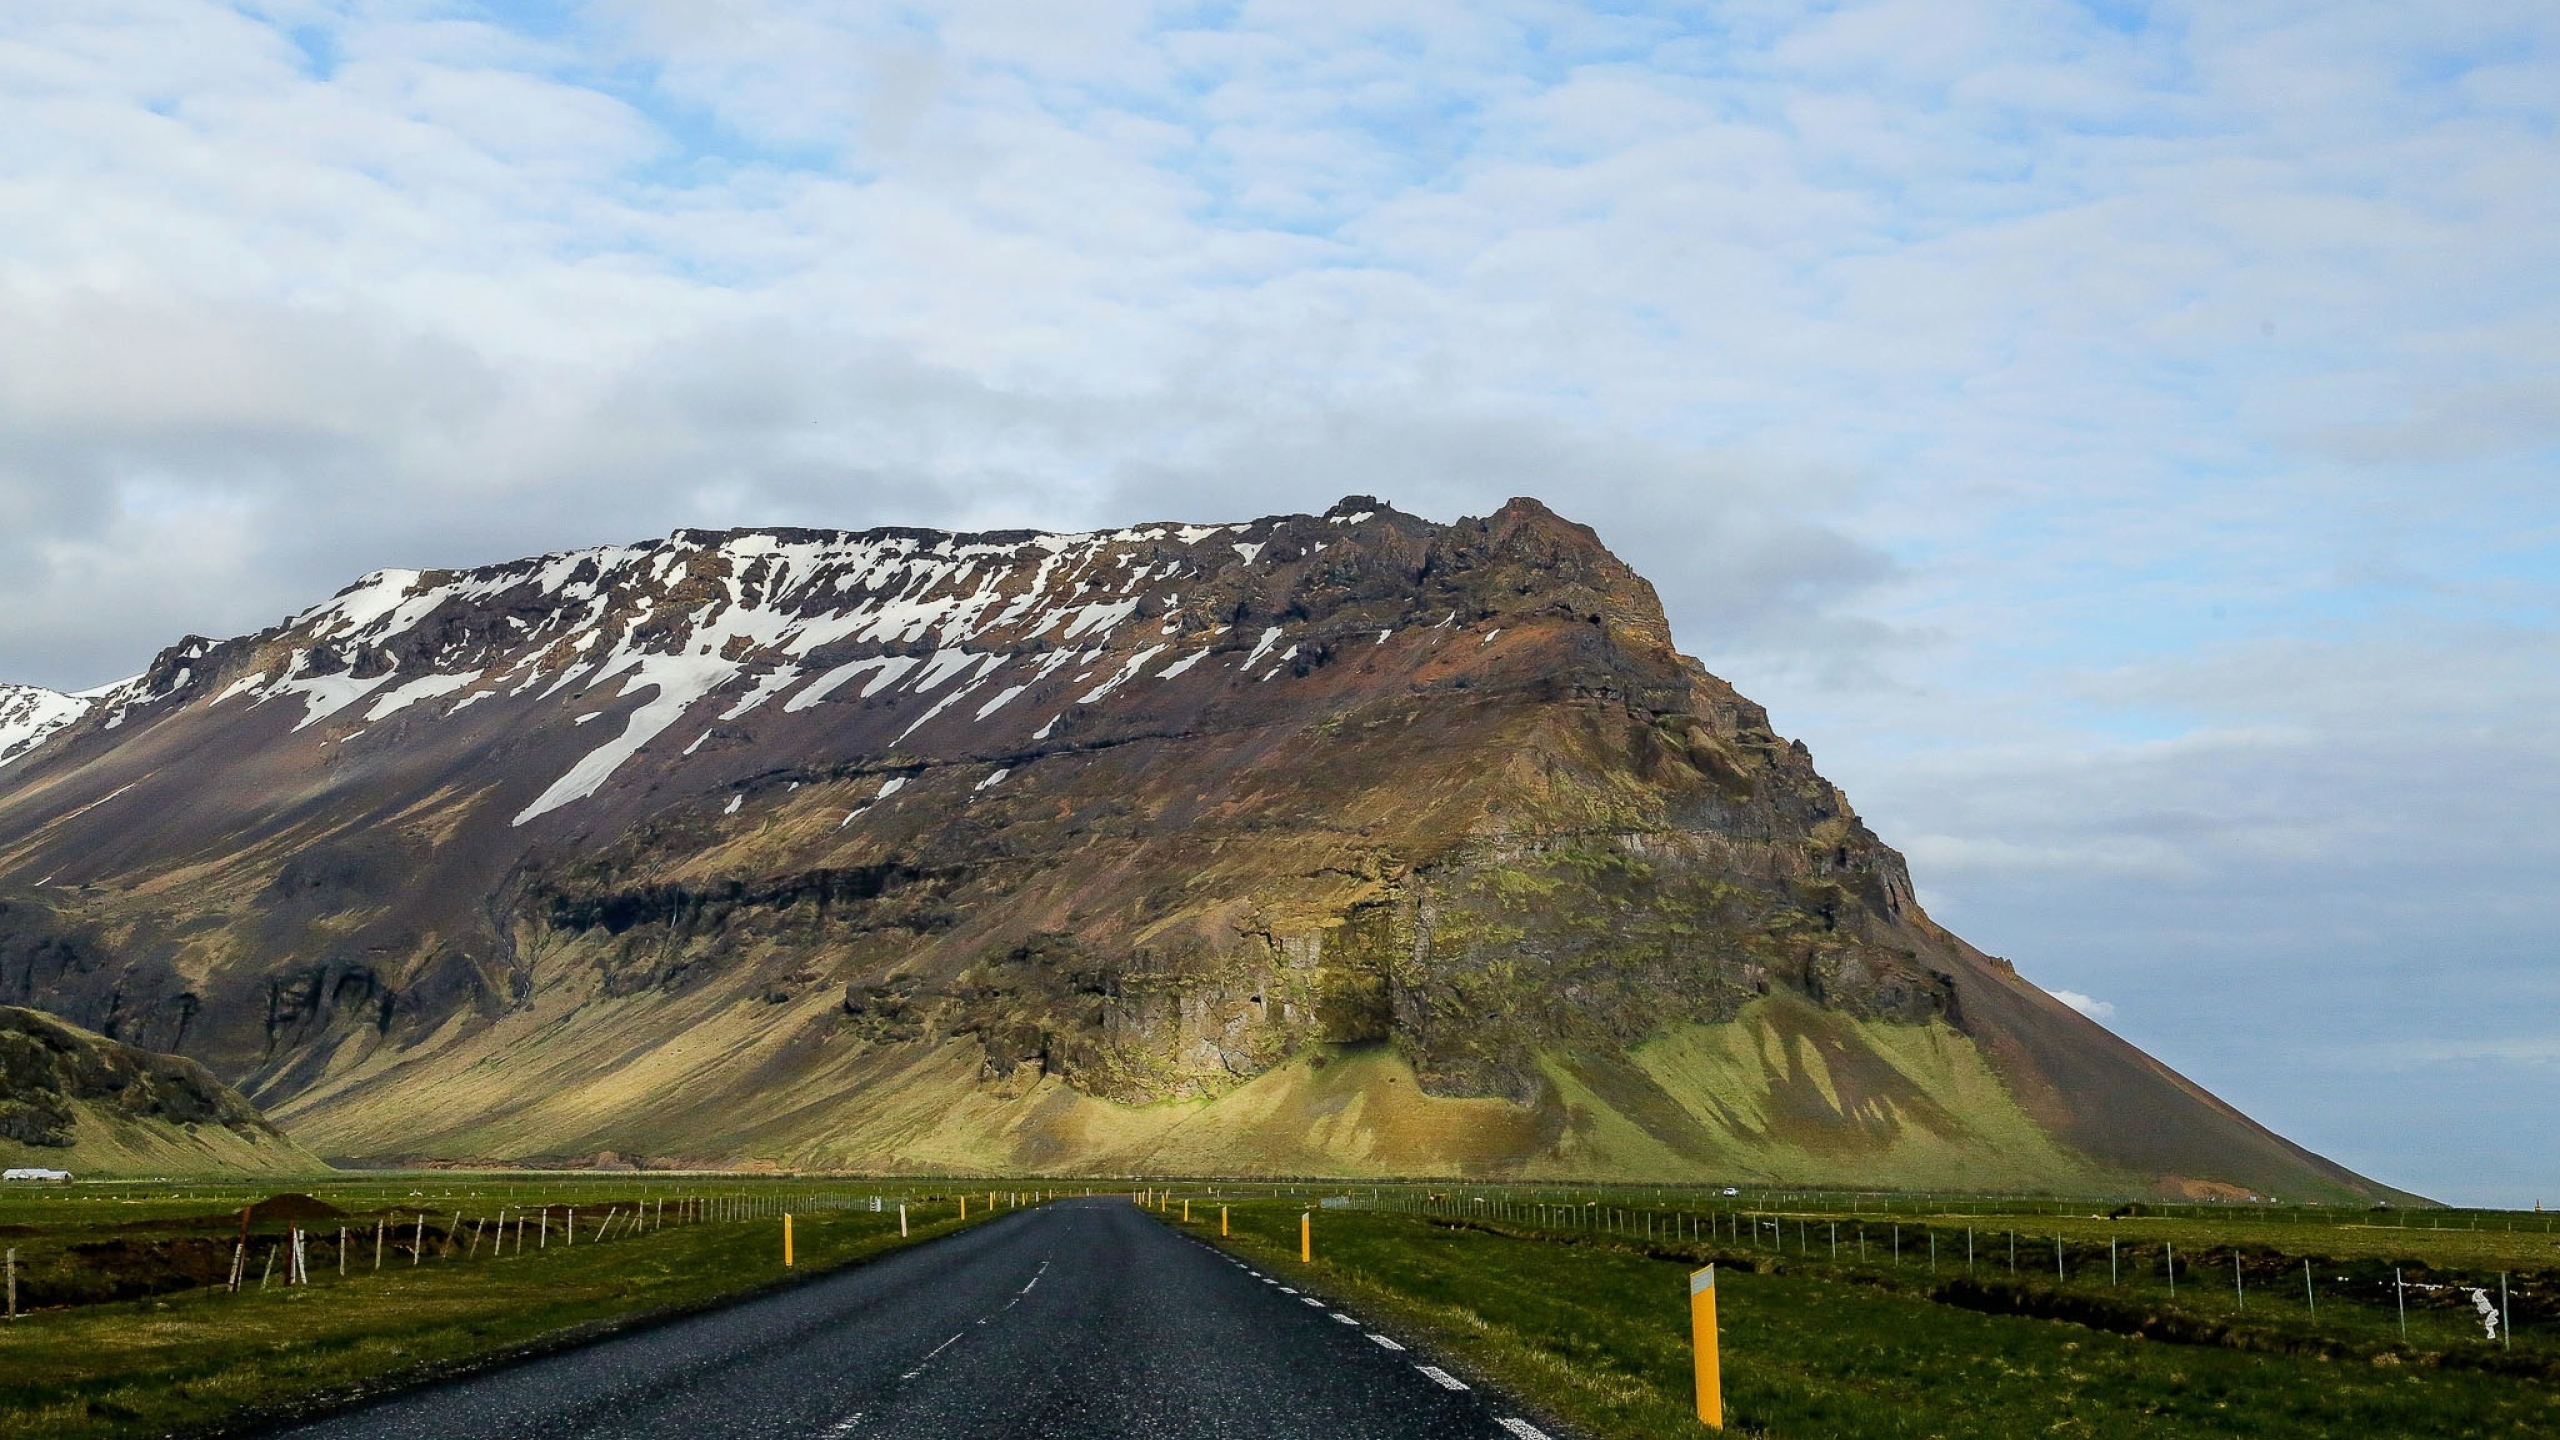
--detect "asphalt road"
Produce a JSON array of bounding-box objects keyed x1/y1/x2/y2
[{"x1": 262, "y1": 1197, "x2": 1563, "y2": 1440}]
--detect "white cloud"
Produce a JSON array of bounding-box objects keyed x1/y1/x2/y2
[{"x1": 2042, "y1": 989, "x2": 2117, "y2": 1022}]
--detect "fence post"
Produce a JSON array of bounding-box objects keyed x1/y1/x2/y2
[
  {"x1": 2396, "y1": 1267, "x2": 2407, "y2": 1341},
  {"x1": 340, "y1": 1226, "x2": 349, "y2": 1278},
  {"x1": 413, "y1": 1213, "x2": 425, "y2": 1265},
  {"x1": 2304, "y1": 1258, "x2": 2314, "y2": 1313},
  {"x1": 900, "y1": 1203, "x2": 908, "y2": 1237},
  {"x1": 1690, "y1": 1265, "x2": 1723, "y2": 1429},
  {"x1": 6, "y1": 1246, "x2": 14, "y2": 1320},
  {"x1": 375, "y1": 1217, "x2": 385, "y2": 1272},
  {"x1": 2500, "y1": 1272, "x2": 2510, "y2": 1349}
]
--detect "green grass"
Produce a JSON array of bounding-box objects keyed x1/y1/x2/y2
[
  {"x1": 1172, "y1": 1196, "x2": 2560, "y2": 1439},
  {"x1": 6, "y1": 1174, "x2": 2552, "y2": 1439},
  {"x1": 0, "y1": 1175, "x2": 1056, "y2": 1439}
]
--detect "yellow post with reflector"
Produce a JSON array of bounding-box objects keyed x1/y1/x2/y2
[
  {"x1": 1221, "y1": 1206, "x2": 1229, "y2": 1236},
  {"x1": 1691, "y1": 1264, "x2": 1722, "y2": 1428},
  {"x1": 1301, "y1": 1211, "x2": 1312, "y2": 1263},
  {"x1": 959, "y1": 1196, "x2": 967, "y2": 1220},
  {"x1": 783, "y1": 1214, "x2": 794, "y2": 1268}
]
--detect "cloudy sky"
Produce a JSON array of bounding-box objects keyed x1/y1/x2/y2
[{"x1": 4, "y1": 1, "x2": 2554, "y2": 1204}]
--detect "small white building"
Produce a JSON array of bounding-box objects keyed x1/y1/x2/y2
[{"x1": 2, "y1": 1167, "x2": 72, "y2": 1181}]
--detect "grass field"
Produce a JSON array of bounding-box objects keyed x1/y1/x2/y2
[
  {"x1": 3, "y1": 1174, "x2": 2553, "y2": 1439},
  {"x1": 0, "y1": 1174, "x2": 1059, "y2": 1439},
  {"x1": 1160, "y1": 1188, "x2": 2559, "y2": 1439}
]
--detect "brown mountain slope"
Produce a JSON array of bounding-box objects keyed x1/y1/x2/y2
[
  {"x1": 0, "y1": 1005, "x2": 322, "y2": 1176},
  {"x1": 0, "y1": 497, "x2": 2389, "y2": 1198}
]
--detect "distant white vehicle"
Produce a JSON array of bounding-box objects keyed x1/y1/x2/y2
[
  {"x1": 3, "y1": 1167, "x2": 71, "y2": 1181},
  {"x1": 1722, "y1": 1186, "x2": 1739, "y2": 1196}
]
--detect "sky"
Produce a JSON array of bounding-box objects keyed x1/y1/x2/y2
[{"x1": 2, "y1": 1, "x2": 2554, "y2": 1205}]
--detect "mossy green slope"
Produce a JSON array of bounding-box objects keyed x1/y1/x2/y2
[{"x1": 0, "y1": 1007, "x2": 322, "y2": 1177}]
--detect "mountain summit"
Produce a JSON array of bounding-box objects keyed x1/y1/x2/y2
[{"x1": 0, "y1": 498, "x2": 2384, "y2": 1196}]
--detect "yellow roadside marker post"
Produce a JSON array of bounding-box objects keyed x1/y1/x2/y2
[
  {"x1": 1184, "y1": 1199, "x2": 1191, "y2": 1222},
  {"x1": 784, "y1": 1214, "x2": 795, "y2": 1268},
  {"x1": 1691, "y1": 1264, "x2": 1722, "y2": 1428},
  {"x1": 1301, "y1": 1211, "x2": 1312, "y2": 1263},
  {"x1": 960, "y1": 1196, "x2": 968, "y2": 1220},
  {"x1": 1222, "y1": 1206, "x2": 1229, "y2": 1236},
  {"x1": 900, "y1": 1203, "x2": 908, "y2": 1237}
]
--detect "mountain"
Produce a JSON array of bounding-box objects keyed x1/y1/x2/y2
[
  {"x1": 0, "y1": 498, "x2": 2390, "y2": 1198},
  {"x1": 0, "y1": 684, "x2": 89, "y2": 771},
  {"x1": 0, "y1": 1005, "x2": 322, "y2": 1176}
]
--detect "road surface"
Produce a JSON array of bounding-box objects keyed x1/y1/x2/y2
[{"x1": 262, "y1": 1197, "x2": 1563, "y2": 1440}]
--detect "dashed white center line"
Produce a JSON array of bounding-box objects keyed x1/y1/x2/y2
[
  {"x1": 899, "y1": 1330, "x2": 967, "y2": 1379},
  {"x1": 1368, "y1": 1334, "x2": 1407, "y2": 1352},
  {"x1": 1278, "y1": 1286, "x2": 1297, "y2": 1293},
  {"x1": 1415, "y1": 1365, "x2": 1470, "y2": 1392},
  {"x1": 1301, "y1": 1297, "x2": 1325, "y2": 1307},
  {"x1": 1495, "y1": 1420, "x2": 1554, "y2": 1439},
  {"x1": 1330, "y1": 1313, "x2": 1360, "y2": 1325},
  {"x1": 822, "y1": 1416, "x2": 864, "y2": 1436}
]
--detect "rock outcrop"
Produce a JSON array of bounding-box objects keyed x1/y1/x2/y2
[{"x1": 0, "y1": 1005, "x2": 320, "y2": 1175}]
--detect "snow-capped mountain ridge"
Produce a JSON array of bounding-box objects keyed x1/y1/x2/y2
[
  {"x1": 0, "y1": 684, "x2": 92, "y2": 770},
  {"x1": 5, "y1": 501, "x2": 1403, "y2": 827}
]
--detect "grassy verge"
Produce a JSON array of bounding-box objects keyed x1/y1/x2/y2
[
  {"x1": 0, "y1": 1186, "x2": 1012, "y2": 1440},
  {"x1": 1173, "y1": 1198, "x2": 2560, "y2": 1439}
]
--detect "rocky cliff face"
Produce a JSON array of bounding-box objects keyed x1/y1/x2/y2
[{"x1": 0, "y1": 498, "x2": 2388, "y2": 1197}]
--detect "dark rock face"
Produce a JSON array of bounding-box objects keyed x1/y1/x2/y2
[{"x1": 0, "y1": 497, "x2": 2387, "y2": 1196}]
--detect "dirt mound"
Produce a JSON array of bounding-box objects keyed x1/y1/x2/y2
[
  {"x1": 142, "y1": 1191, "x2": 350, "y2": 1229},
  {"x1": 248, "y1": 1191, "x2": 344, "y2": 1220}
]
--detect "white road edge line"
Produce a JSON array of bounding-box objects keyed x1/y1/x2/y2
[
  {"x1": 1496, "y1": 1420, "x2": 1554, "y2": 1439},
  {"x1": 1369, "y1": 1334, "x2": 1406, "y2": 1351},
  {"x1": 1416, "y1": 1365, "x2": 1469, "y2": 1391},
  {"x1": 1330, "y1": 1313, "x2": 1360, "y2": 1325}
]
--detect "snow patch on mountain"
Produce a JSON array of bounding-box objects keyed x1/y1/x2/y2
[
  {"x1": 0, "y1": 684, "x2": 91, "y2": 770},
  {"x1": 23, "y1": 507, "x2": 1410, "y2": 820}
]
